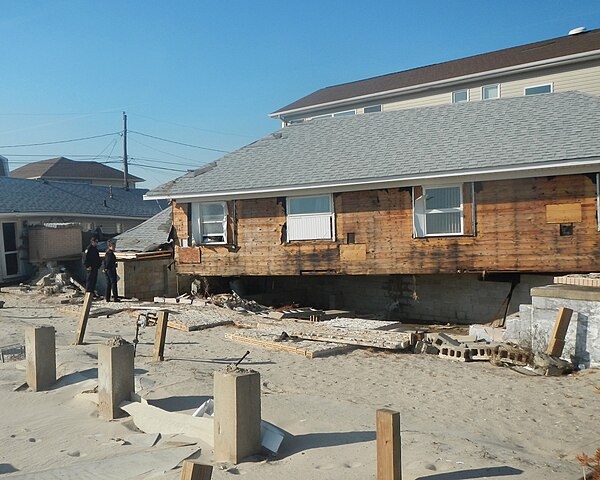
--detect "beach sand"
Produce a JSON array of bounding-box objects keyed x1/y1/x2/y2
[{"x1": 0, "y1": 290, "x2": 598, "y2": 479}]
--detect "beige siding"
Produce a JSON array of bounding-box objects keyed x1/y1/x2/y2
[{"x1": 379, "y1": 59, "x2": 600, "y2": 113}]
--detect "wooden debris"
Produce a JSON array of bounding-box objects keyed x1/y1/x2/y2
[
  {"x1": 546, "y1": 307, "x2": 573, "y2": 357},
  {"x1": 225, "y1": 331, "x2": 353, "y2": 359},
  {"x1": 288, "y1": 327, "x2": 413, "y2": 350}
]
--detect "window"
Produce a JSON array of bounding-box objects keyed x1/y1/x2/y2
[
  {"x1": 482, "y1": 84, "x2": 500, "y2": 100},
  {"x1": 332, "y1": 110, "x2": 355, "y2": 117},
  {"x1": 286, "y1": 194, "x2": 335, "y2": 241},
  {"x1": 452, "y1": 89, "x2": 469, "y2": 103},
  {"x1": 191, "y1": 202, "x2": 228, "y2": 244},
  {"x1": 364, "y1": 105, "x2": 382, "y2": 113},
  {"x1": 413, "y1": 186, "x2": 464, "y2": 236},
  {"x1": 525, "y1": 84, "x2": 552, "y2": 95},
  {"x1": 1, "y1": 222, "x2": 19, "y2": 276}
]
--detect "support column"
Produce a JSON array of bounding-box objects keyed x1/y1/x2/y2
[
  {"x1": 180, "y1": 460, "x2": 213, "y2": 479},
  {"x1": 25, "y1": 325, "x2": 56, "y2": 392},
  {"x1": 214, "y1": 368, "x2": 261, "y2": 463},
  {"x1": 98, "y1": 338, "x2": 134, "y2": 420}
]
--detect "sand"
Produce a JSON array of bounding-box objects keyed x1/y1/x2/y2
[{"x1": 0, "y1": 289, "x2": 599, "y2": 479}]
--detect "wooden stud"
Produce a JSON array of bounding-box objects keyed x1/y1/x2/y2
[
  {"x1": 180, "y1": 460, "x2": 212, "y2": 480},
  {"x1": 546, "y1": 307, "x2": 573, "y2": 357},
  {"x1": 74, "y1": 292, "x2": 93, "y2": 345},
  {"x1": 376, "y1": 408, "x2": 402, "y2": 480},
  {"x1": 153, "y1": 310, "x2": 169, "y2": 361}
]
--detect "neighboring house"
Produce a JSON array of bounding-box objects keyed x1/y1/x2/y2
[
  {"x1": 10, "y1": 157, "x2": 144, "y2": 188},
  {"x1": 270, "y1": 28, "x2": 600, "y2": 125},
  {"x1": 145, "y1": 92, "x2": 600, "y2": 322},
  {"x1": 111, "y1": 207, "x2": 177, "y2": 300},
  {"x1": 0, "y1": 177, "x2": 164, "y2": 284}
]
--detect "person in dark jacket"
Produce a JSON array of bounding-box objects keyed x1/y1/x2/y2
[
  {"x1": 102, "y1": 239, "x2": 120, "y2": 302},
  {"x1": 83, "y1": 236, "x2": 102, "y2": 293}
]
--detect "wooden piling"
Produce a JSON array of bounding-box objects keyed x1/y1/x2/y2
[
  {"x1": 153, "y1": 310, "x2": 169, "y2": 361},
  {"x1": 180, "y1": 460, "x2": 212, "y2": 480},
  {"x1": 376, "y1": 408, "x2": 402, "y2": 480},
  {"x1": 74, "y1": 292, "x2": 93, "y2": 345}
]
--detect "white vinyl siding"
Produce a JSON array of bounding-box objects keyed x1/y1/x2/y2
[
  {"x1": 286, "y1": 194, "x2": 334, "y2": 241},
  {"x1": 191, "y1": 202, "x2": 228, "y2": 245},
  {"x1": 413, "y1": 186, "x2": 463, "y2": 237}
]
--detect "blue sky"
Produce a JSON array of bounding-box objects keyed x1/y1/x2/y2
[{"x1": 1, "y1": 1, "x2": 599, "y2": 189}]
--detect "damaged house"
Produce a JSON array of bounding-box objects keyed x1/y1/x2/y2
[{"x1": 144, "y1": 29, "x2": 600, "y2": 324}]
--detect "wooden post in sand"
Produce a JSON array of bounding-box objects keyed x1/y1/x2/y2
[
  {"x1": 74, "y1": 292, "x2": 93, "y2": 345},
  {"x1": 546, "y1": 307, "x2": 573, "y2": 357},
  {"x1": 153, "y1": 310, "x2": 169, "y2": 361},
  {"x1": 180, "y1": 460, "x2": 213, "y2": 479},
  {"x1": 376, "y1": 408, "x2": 402, "y2": 480}
]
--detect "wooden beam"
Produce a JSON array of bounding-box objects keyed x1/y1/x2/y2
[
  {"x1": 546, "y1": 307, "x2": 573, "y2": 357},
  {"x1": 74, "y1": 292, "x2": 93, "y2": 345},
  {"x1": 376, "y1": 408, "x2": 402, "y2": 480},
  {"x1": 180, "y1": 460, "x2": 212, "y2": 480},
  {"x1": 153, "y1": 311, "x2": 169, "y2": 361}
]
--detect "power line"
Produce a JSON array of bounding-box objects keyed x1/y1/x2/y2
[
  {"x1": 127, "y1": 161, "x2": 188, "y2": 173},
  {"x1": 130, "y1": 156, "x2": 201, "y2": 168},
  {"x1": 128, "y1": 136, "x2": 203, "y2": 164},
  {"x1": 129, "y1": 130, "x2": 230, "y2": 153},
  {"x1": 0, "y1": 132, "x2": 120, "y2": 148}
]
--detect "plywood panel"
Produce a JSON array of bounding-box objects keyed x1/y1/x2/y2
[
  {"x1": 545, "y1": 203, "x2": 582, "y2": 223},
  {"x1": 340, "y1": 244, "x2": 367, "y2": 261}
]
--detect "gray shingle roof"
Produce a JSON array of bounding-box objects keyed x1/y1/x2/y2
[
  {"x1": 147, "y1": 92, "x2": 600, "y2": 199},
  {"x1": 112, "y1": 206, "x2": 173, "y2": 252},
  {"x1": 0, "y1": 177, "x2": 164, "y2": 218}
]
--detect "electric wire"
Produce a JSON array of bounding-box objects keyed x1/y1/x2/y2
[
  {"x1": 0, "y1": 132, "x2": 120, "y2": 148},
  {"x1": 129, "y1": 130, "x2": 229, "y2": 153}
]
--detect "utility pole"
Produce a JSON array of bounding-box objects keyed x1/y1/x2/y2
[{"x1": 122, "y1": 111, "x2": 129, "y2": 190}]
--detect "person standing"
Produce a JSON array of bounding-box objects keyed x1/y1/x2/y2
[
  {"x1": 102, "y1": 239, "x2": 120, "y2": 302},
  {"x1": 83, "y1": 236, "x2": 102, "y2": 294}
]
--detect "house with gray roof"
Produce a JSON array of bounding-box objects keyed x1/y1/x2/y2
[
  {"x1": 0, "y1": 177, "x2": 164, "y2": 284},
  {"x1": 10, "y1": 157, "x2": 144, "y2": 188},
  {"x1": 145, "y1": 91, "x2": 600, "y2": 323}
]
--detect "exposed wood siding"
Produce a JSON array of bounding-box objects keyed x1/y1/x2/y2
[{"x1": 173, "y1": 174, "x2": 600, "y2": 276}]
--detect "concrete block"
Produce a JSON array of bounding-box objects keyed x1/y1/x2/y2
[
  {"x1": 214, "y1": 368, "x2": 261, "y2": 464},
  {"x1": 465, "y1": 343, "x2": 500, "y2": 361},
  {"x1": 438, "y1": 345, "x2": 471, "y2": 362},
  {"x1": 25, "y1": 325, "x2": 56, "y2": 391},
  {"x1": 98, "y1": 338, "x2": 135, "y2": 420},
  {"x1": 492, "y1": 345, "x2": 530, "y2": 366}
]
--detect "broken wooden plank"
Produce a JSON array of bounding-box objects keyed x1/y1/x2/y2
[{"x1": 546, "y1": 307, "x2": 574, "y2": 357}]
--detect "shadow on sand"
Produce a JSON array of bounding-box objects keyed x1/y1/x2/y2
[{"x1": 415, "y1": 466, "x2": 524, "y2": 479}]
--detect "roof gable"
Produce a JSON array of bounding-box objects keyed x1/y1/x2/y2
[
  {"x1": 272, "y1": 29, "x2": 600, "y2": 116},
  {"x1": 148, "y1": 92, "x2": 600, "y2": 200}
]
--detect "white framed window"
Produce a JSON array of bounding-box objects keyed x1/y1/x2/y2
[
  {"x1": 482, "y1": 84, "x2": 500, "y2": 100},
  {"x1": 286, "y1": 194, "x2": 335, "y2": 241},
  {"x1": 413, "y1": 186, "x2": 464, "y2": 237},
  {"x1": 191, "y1": 201, "x2": 228, "y2": 245},
  {"x1": 524, "y1": 83, "x2": 552, "y2": 96},
  {"x1": 452, "y1": 89, "x2": 469, "y2": 103},
  {"x1": 312, "y1": 110, "x2": 356, "y2": 121}
]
